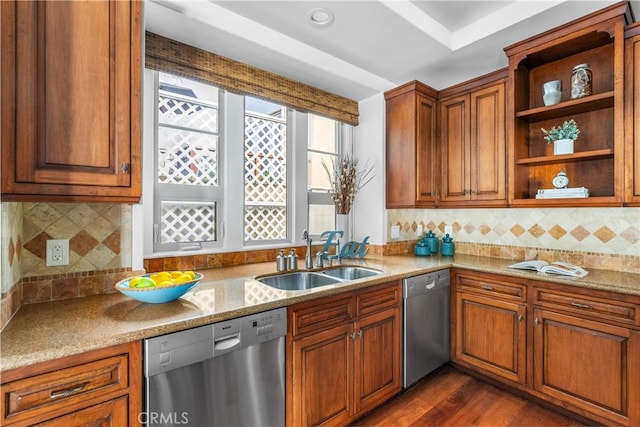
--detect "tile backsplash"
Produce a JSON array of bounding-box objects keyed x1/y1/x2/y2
[{"x1": 388, "y1": 207, "x2": 640, "y2": 256}]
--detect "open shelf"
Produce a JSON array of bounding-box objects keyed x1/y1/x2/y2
[
  {"x1": 515, "y1": 149, "x2": 614, "y2": 166},
  {"x1": 505, "y1": 3, "x2": 628, "y2": 207},
  {"x1": 515, "y1": 92, "x2": 614, "y2": 123}
]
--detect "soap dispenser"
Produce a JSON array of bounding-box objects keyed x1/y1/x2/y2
[
  {"x1": 441, "y1": 234, "x2": 455, "y2": 257},
  {"x1": 277, "y1": 249, "x2": 288, "y2": 271}
]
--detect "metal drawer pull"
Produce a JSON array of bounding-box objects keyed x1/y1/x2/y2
[
  {"x1": 351, "y1": 330, "x2": 363, "y2": 340},
  {"x1": 480, "y1": 285, "x2": 493, "y2": 290},
  {"x1": 121, "y1": 162, "x2": 129, "y2": 174},
  {"x1": 518, "y1": 314, "x2": 523, "y2": 321},
  {"x1": 570, "y1": 302, "x2": 591, "y2": 309},
  {"x1": 534, "y1": 317, "x2": 540, "y2": 326},
  {"x1": 50, "y1": 382, "x2": 86, "y2": 399}
]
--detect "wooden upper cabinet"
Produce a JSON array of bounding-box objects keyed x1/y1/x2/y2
[
  {"x1": 625, "y1": 22, "x2": 640, "y2": 205},
  {"x1": 505, "y1": 2, "x2": 630, "y2": 207},
  {"x1": 439, "y1": 73, "x2": 507, "y2": 207},
  {"x1": 1, "y1": 0, "x2": 142, "y2": 202},
  {"x1": 385, "y1": 81, "x2": 438, "y2": 208}
]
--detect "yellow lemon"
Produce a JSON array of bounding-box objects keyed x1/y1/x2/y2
[
  {"x1": 183, "y1": 271, "x2": 196, "y2": 280},
  {"x1": 173, "y1": 274, "x2": 193, "y2": 285},
  {"x1": 157, "y1": 280, "x2": 175, "y2": 287},
  {"x1": 128, "y1": 276, "x2": 143, "y2": 288},
  {"x1": 170, "y1": 271, "x2": 184, "y2": 279},
  {"x1": 151, "y1": 271, "x2": 172, "y2": 282}
]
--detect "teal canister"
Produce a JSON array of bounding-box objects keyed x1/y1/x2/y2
[
  {"x1": 424, "y1": 230, "x2": 439, "y2": 254},
  {"x1": 414, "y1": 242, "x2": 430, "y2": 256},
  {"x1": 441, "y1": 234, "x2": 455, "y2": 257}
]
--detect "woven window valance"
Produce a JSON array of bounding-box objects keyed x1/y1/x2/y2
[{"x1": 145, "y1": 32, "x2": 359, "y2": 126}]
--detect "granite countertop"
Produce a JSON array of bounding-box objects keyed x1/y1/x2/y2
[{"x1": 2, "y1": 254, "x2": 640, "y2": 371}]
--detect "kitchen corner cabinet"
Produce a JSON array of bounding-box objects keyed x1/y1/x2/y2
[
  {"x1": 385, "y1": 81, "x2": 439, "y2": 208},
  {"x1": 625, "y1": 23, "x2": 640, "y2": 205},
  {"x1": 505, "y1": 2, "x2": 630, "y2": 207},
  {"x1": 451, "y1": 268, "x2": 640, "y2": 426},
  {"x1": 439, "y1": 73, "x2": 507, "y2": 207},
  {"x1": 0, "y1": 0, "x2": 142, "y2": 203},
  {"x1": 0, "y1": 341, "x2": 142, "y2": 426},
  {"x1": 286, "y1": 281, "x2": 402, "y2": 426}
]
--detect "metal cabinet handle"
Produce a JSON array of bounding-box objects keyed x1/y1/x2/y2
[
  {"x1": 570, "y1": 302, "x2": 591, "y2": 309},
  {"x1": 351, "y1": 330, "x2": 363, "y2": 340},
  {"x1": 518, "y1": 314, "x2": 523, "y2": 321},
  {"x1": 534, "y1": 317, "x2": 540, "y2": 326},
  {"x1": 357, "y1": 330, "x2": 363, "y2": 338},
  {"x1": 480, "y1": 285, "x2": 493, "y2": 290},
  {"x1": 121, "y1": 162, "x2": 130, "y2": 174},
  {"x1": 50, "y1": 382, "x2": 86, "y2": 399}
]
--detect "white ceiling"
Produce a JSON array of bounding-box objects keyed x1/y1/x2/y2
[{"x1": 145, "y1": 0, "x2": 638, "y2": 101}]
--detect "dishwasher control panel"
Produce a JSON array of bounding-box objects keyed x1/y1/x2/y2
[{"x1": 145, "y1": 307, "x2": 287, "y2": 376}]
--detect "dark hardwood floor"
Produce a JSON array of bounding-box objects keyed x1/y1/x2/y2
[{"x1": 352, "y1": 365, "x2": 588, "y2": 427}]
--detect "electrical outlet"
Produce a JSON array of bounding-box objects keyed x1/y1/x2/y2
[
  {"x1": 46, "y1": 239, "x2": 69, "y2": 266},
  {"x1": 416, "y1": 224, "x2": 423, "y2": 236},
  {"x1": 444, "y1": 225, "x2": 453, "y2": 236},
  {"x1": 391, "y1": 225, "x2": 400, "y2": 239}
]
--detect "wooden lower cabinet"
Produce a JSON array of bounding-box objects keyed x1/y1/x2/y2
[
  {"x1": 287, "y1": 282, "x2": 402, "y2": 426},
  {"x1": 454, "y1": 292, "x2": 527, "y2": 385},
  {"x1": 533, "y1": 308, "x2": 640, "y2": 425},
  {"x1": 451, "y1": 268, "x2": 640, "y2": 426},
  {"x1": 0, "y1": 341, "x2": 142, "y2": 426}
]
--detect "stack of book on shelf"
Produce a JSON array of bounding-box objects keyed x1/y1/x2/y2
[{"x1": 536, "y1": 187, "x2": 589, "y2": 199}]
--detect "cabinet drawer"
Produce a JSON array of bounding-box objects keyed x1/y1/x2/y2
[
  {"x1": 455, "y1": 272, "x2": 526, "y2": 301},
  {"x1": 290, "y1": 296, "x2": 353, "y2": 337},
  {"x1": 356, "y1": 282, "x2": 401, "y2": 317},
  {"x1": 2, "y1": 354, "x2": 128, "y2": 425},
  {"x1": 534, "y1": 287, "x2": 638, "y2": 326}
]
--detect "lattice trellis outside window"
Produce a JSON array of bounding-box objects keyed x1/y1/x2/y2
[
  {"x1": 160, "y1": 202, "x2": 217, "y2": 243},
  {"x1": 244, "y1": 110, "x2": 287, "y2": 241},
  {"x1": 154, "y1": 73, "x2": 221, "y2": 249},
  {"x1": 157, "y1": 91, "x2": 218, "y2": 186}
]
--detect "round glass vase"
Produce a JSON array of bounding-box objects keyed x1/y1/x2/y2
[{"x1": 553, "y1": 138, "x2": 574, "y2": 155}]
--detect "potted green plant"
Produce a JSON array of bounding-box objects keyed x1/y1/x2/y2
[{"x1": 541, "y1": 119, "x2": 580, "y2": 155}]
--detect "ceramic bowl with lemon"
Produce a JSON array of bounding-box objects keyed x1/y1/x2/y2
[{"x1": 115, "y1": 270, "x2": 202, "y2": 303}]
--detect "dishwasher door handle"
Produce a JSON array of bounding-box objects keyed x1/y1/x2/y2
[{"x1": 214, "y1": 334, "x2": 241, "y2": 351}]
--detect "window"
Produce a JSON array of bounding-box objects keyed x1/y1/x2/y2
[
  {"x1": 244, "y1": 96, "x2": 288, "y2": 242},
  {"x1": 154, "y1": 72, "x2": 221, "y2": 252},
  {"x1": 307, "y1": 115, "x2": 350, "y2": 238},
  {"x1": 145, "y1": 69, "x2": 351, "y2": 255}
]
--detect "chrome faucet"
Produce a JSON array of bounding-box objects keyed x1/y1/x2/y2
[{"x1": 303, "y1": 229, "x2": 313, "y2": 269}]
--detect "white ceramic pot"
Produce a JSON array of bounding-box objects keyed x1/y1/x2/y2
[
  {"x1": 553, "y1": 138, "x2": 574, "y2": 155},
  {"x1": 336, "y1": 213, "x2": 351, "y2": 241}
]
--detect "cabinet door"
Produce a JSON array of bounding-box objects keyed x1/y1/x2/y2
[
  {"x1": 625, "y1": 29, "x2": 640, "y2": 205},
  {"x1": 533, "y1": 309, "x2": 640, "y2": 425},
  {"x1": 290, "y1": 324, "x2": 354, "y2": 426},
  {"x1": 354, "y1": 306, "x2": 402, "y2": 415},
  {"x1": 1, "y1": 0, "x2": 141, "y2": 202},
  {"x1": 440, "y1": 95, "x2": 471, "y2": 203},
  {"x1": 415, "y1": 94, "x2": 438, "y2": 206},
  {"x1": 470, "y1": 82, "x2": 506, "y2": 202},
  {"x1": 454, "y1": 292, "x2": 527, "y2": 385}
]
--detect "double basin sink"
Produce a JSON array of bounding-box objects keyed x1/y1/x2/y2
[{"x1": 256, "y1": 266, "x2": 382, "y2": 291}]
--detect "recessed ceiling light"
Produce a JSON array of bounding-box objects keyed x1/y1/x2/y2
[{"x1": 307, "y1": 7, "x2": 334, "y2": 27}]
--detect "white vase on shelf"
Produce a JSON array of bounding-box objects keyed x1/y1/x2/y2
[{"x1": 553, "y1": 138, "x2": 574, "y2": 155}]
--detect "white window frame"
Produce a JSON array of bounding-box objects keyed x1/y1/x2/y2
[{"x1": 142, "y1": 69, "x2": 310, "y2": 257}]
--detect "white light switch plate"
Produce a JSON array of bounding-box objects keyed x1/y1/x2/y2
[
  {"x1": 391, "y1": 225, "x2": 400, "y2": 239},
  {"x1": 416, "y1": 224, "x2": 423, "y2": 235},
  {"x1": 444, "y1": 225, "x2": 453, "y2": 236}
]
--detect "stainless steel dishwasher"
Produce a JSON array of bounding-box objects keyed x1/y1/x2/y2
[
  {"x1": 144, "y1": 307, "x2": 286, "y2": 427},
  {"x1": 403, "y1": 269, "x2": 450, "y2": 388}
]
